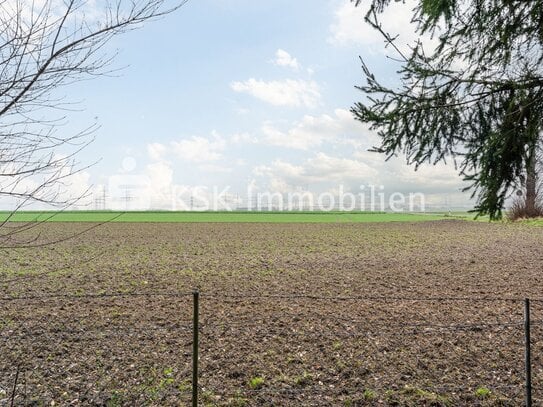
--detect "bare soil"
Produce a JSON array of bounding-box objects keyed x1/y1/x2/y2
[{"x1": 1, "y1": 220, "x2": 543, "y2": 406}]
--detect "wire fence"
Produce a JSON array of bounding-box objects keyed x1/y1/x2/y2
[{"x1": 0, "y1": 290, "x2": 541, "y2": 406}]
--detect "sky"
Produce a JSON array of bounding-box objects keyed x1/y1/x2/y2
[{"x1": 36, "y1": 0, "x2": 473, "y2": 211}]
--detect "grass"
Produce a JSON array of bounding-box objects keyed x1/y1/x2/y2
[
  {"x1": 514, "y1": 217, "x2": 543, "y2": 226},
  {"x1": 475, "y1": 387, "x2": 491, "y2": 398},
  {"x1": 0, "y1": 210, "x2": 472, "y2": 223},
  {"x1": 248, "y1": 376, "x2": 265, "y2": 389}
]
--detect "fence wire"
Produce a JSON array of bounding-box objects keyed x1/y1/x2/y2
[{"x1": 0, "y1": 291, "x2": 540, "y2": 406}]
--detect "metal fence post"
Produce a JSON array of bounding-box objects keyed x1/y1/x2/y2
[
  {"x1": 10, "y1": 365, "x2": 20, "y2": 407},
  {"x1": 192, "y1": 290, "x2": 200, "y2": 407},
  {"x1": 524, "y1": 298, "x2": 532, "y2": 407}
]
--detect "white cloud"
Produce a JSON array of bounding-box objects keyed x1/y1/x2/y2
[
  {"x1": 147, "y1": 142, "x2": 167, "y2": 161},
  {"x1": 353, "y1": 149, "x2": 463, "y2": 192},
  {"x1": 250, "y1": 104, "x2": 467, "y2": 198},
  {"x1": 252, "y1": 149, "x2": 468, "y2": 202},
  {"x1": 101, "y1": 158, "x2": 234, "y2": 210},
  {"x1": 146, "y1": 161, "x2": 173, "y2": 189},
  {"x1": 3, "y1": 0, "x2": 103, "y2": 28},
  {"x1": 230, "y1": 78, "x2": 321, "y2": 108},
  {"x1": 260, "y1": 108, "x2": 375, "y2": 150},
  {"x1": 0, "y1": 153, "x2": 94, "y2": 210},
  {"x1": 149, "y1": 131, "x2": 253, "y2": 165},
  {"x1": 199, "y1": 163, "x2": 233, "y2": 173},
  {"x1": 261, "y1": 115, "x2": 336, "y2": 150},
  {"x1": 230, "y1": 132, "x2": 258, "y2": 144},
  {"x1": 273, "y1": 49, "x2": 300, "y2": 70},
  {"x1": 329, "y1": 0, "x2": 435, "y2": 55},
  {"x1": 171, "y1": 133, "x2": 226, "y2": 162},
  {"x1": 255, "y1": 152, "x2": 379, "y2": 190},
  {"x1": 144, "y1": 130, "x2": 241, "y2": 181},
  {"x1": 138, "y1": 106, "x2": 470, "y2": 208}
]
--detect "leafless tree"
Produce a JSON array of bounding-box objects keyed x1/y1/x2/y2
[{"x1": 0, "y1": 0, "x2": 187, "y2": 247}]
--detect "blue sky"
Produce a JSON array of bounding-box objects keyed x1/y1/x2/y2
[{"x1": 53, "y1": 0, "x2": 471, "y2": 210}]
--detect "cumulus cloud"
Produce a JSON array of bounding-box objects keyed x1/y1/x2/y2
[
  {"x1": 147, "y1": 131, "x2": 260, "y2": 165},
  {"x1": 230, "y1": 132, "x2": 258, "y2": 144},
  {"x1": 146, "y1": 160, "x2": 173, "y2": 189},
  {"x1": 260, "y1": 108, "x2": 375, "y2": 150},
  {"x1": 329, "y1": 0, "x2": 435, "y2": 54},
  {"x1": 198, "y1": 163, "x2": 233, "y2": 173},
  {"x1": 252, "y1": 149, "x2": 470, "y2": 208},
  {"x1": 171, "y1": 133, "x2": 226, "y2": 163},
  {"x1": 230, "y1": 78, "x2": 321, "y2": 108},
  {"x1": 0, "y1": 154, "x2": 94, "y2": 210},
  {"x1": 353, "y1": 149, "x2": 464, "y2": 193},
  {"x1": 261, "y1": 116, "x2": 336, "y2": 150},
  {"x1": 137, "y1": 107, "x2": 470, "y2": 209},
  {"x1": 251, "y1": 106, "x2": 467, "y2": 200},
  {"x1": 147, "y1": 142, "x2": 167, "y2": 161},
  {"x1": 254, "y1": 152, "x2": 379, "y2": 190},
  {"x1": 273, "y1": 49, "x2": 300, "y2": 70}
]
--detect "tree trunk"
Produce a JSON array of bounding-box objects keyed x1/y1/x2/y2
[{"x1": 525, "y1": 147, "x2": 537, "y2": 216}]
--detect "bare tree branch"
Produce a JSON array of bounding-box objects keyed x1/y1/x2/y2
[{"x1": 0, "y1": 0, "x2": 189, "y2": 245}]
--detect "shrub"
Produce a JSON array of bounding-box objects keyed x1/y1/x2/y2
[{"x1": 507, "y1": 196, "x2": 543, "y2": 220}]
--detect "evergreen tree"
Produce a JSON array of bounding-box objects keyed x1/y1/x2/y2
[{"x1": 352, "y1": 0, "x2": 543, "y2": 219}]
